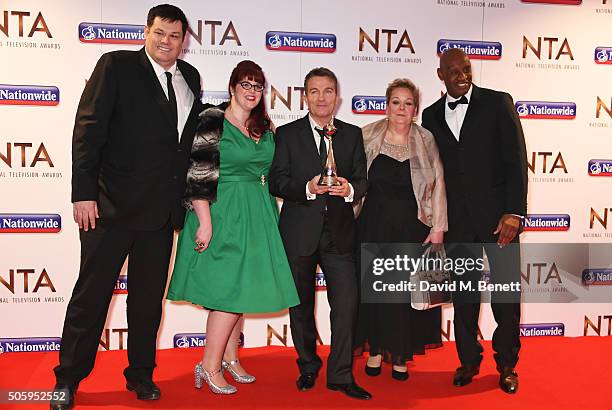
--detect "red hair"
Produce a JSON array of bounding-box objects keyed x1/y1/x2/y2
[{"x1": 228, "y1": 60, "x2": 270, "y2": 138}]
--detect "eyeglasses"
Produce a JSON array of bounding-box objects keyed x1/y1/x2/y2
[{"x1": 238, "y1": 81, "x2": 264, "y2": 92}]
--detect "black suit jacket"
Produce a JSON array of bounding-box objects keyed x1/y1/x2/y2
[
  {"x1": 71, "y1": 48, "x2": 201, "y2": 230},
  {"x1": 421, "y1": 85, "x2": 527, "y2": 242},
  {"x1": 269, "y1": 115, "x2": 367, "y2": 256}
]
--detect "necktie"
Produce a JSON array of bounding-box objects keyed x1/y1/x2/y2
[
  {"x1": 165, "y1": 71, "x2": 178, "y2": 127},
  {"x1": 315, "y1": 127, "x2": 327, "y2": 166},
  {"x1": 448, "y1": 95, "x2": 468, "y2": 110}
]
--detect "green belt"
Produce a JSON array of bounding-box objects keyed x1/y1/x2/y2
[{"x1": 219, "y1": 175, "x2": 268, "y2": 185}]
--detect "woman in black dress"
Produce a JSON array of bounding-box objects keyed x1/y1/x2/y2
[{"x1": 355, "y1": 78, "x2": 448, "y2": 380}]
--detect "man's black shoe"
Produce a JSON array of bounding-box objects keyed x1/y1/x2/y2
[
  {"x1": 498, "y1": 366, "x2": 519, "y2": 394},
  {"x1": 49, "y1": 383, "x2": 75, "y2": 410},
  {"x1": 296, "y1": 373, "x2": 316, "y2": 391},
  {"x1": 326, "y1": 382, "x2": 372, "y2": 400},
  {"x1": 126, "y1": 379, "x2": 161, "y2": 400},
  {"x1": 452, "y1": 364, "x2": 480, "y2": 387}
]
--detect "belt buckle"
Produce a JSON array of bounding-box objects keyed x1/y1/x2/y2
[{"x1": 260, "y1": 175, "x2": 266, "y2": 186}]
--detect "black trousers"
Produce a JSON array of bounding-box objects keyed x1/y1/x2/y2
[
  {"x1": 447, "y1": 216, "x2": 521, "y2": 368},
  {"x1": 53, "y1": 220, "x2": 173, "y2": 386},
  {"x1": 287, "y1": 220, "x2": 358, "y2": 384}
]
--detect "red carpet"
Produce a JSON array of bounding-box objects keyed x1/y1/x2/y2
[{"x1": 1, "y1": 337, "x2": 611, "y2": 410}]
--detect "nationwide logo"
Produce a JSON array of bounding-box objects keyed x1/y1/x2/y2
[
  {"x1": 201, "y1": 91, "x2": 230, "y2": 105},
  {"x1": 519, "y1": 323, "x2": 565, "y2": 337},
  {"x1": 582, "y1": 269, "x2": 612, "y2": 285},
  {"x1": 521, "y1": 0, "x2": 581, "y2": 4},
  {"x1": 595, "y1": 47, "x2": 612, "y2": 65},
  {"x1": 0, "y1": 84, "x2": 59, "y2": 106},
  {"x1": 588, "y1": 160, "x2": 612, "y2": 176},
  {"x1": 515, "y1": 101, "x2": 576, "y2": 119},
  {"x1": 315, "y1": 272, "x2": 327, "y2": 290},
  {"x1": 352, "y1": 96, "x2": 386, "y2": 114},
  {"x1": 523, "y1": 214, "x2": 570, "y2": 231},
  {"x1": 114, "y1": 275, "x2": 128, "y2": 294},
  {"x1": 0, "y1": 337, "x2": 61, "y2": 353},
  {"x1": 174, "y1": 333, "x2": 244, "y2": 348},
  {"x1": 174, "y1": 333, "x2": 205, "y2": 348},
  {"x1": 0, "y1": 214, "x2": 61, "y2": 233},
  {"x1": 266, "y1": 31, "x2": 336, "y2": 53},
  {"x1": 78, "y1": 23, "x2": 144, "y2": 45},
  {"x1": 437, "y1": 39, "x2": 502, "y2": 60}
]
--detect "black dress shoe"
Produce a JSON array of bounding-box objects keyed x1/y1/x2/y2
[
  {"x1": 498, "y1": 367, "x2": 519, "y2": 394},
  {"x1": 49, "y1": 383, "x2": 75, "y2": 410},
  {"x1": 296, "y1": 373, "x2": 316, "y2": 391},
  {"x1": 391, "y1": 368, "x2": 409, "y2": 381},
  {"x1": 452, "y1": 364, "x2": 480, "y2": 387},
  {"x1": 364, "y1": 364, "x2": 381, "y2": 376},
  {"x1": 126, "y1": 379, "x2": 161, "y2": 400},
  {"x1": 326, "y1": 382, "x2": 372, "y2": 400}
]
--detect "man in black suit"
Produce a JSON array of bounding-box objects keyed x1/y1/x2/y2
[
  {"x1": 421, "y1": 48, "x2": 527, "y2": 394},
  {"x1": 50, "y1": 5, "x2": 201, "y2": 409},
  {"x1": 269, "y1": 68, "x2": 371, "y2": 400}
]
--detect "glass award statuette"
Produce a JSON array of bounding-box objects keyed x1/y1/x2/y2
[{"x1": 318, "y1": 121, "x2": 341, "y2": 186}]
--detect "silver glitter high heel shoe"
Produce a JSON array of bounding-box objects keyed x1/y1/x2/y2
[
  {"x1": 194, "y1": 362, "x2": 237, "y2": 394},
  {"x1": 221, "y1": 359, "x2": 256, "y2": 383}
]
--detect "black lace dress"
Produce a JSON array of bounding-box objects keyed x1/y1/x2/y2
[{"x1": 355, "y1": 150, "x2": 442, "y2": 365}]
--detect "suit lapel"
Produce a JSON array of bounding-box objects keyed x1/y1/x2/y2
[
  {"x1": 137, "y1": 48, "x2": 176, "y2": 131},
  {"x1": 433, "y1": 97, "x2": 458, "y2": 145},
  {"x1": 178, "y1": 59, "x2": 200, "y2": 98},
  {"x1": 298, "y1": 115, "x2": 324, "y2": 172},
  {"x1": 459, "y1": 85, "x2": 481, "y2": 142},
  {"x1": 177, "y1": 59, "x2": 201, "y2": 145}
]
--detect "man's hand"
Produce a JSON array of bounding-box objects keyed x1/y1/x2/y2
[
  {"x1": 493, "y1": 214, "x2": 522, "y2": 247},
  {"x1": 329, "y1": 176, "x2": 351, "y2": 197},
  {"x1": 308, "y1": 175, "x2": 331, "y2": 196},
  {"x1": 73, "y1": 200, "x2": 99, "y2": 231}
]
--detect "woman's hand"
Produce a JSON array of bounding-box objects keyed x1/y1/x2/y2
[
  {"x1": 423, "y1": 230, "x2": 444, "y2": 252},
  {"x1": 192, "y1": 199, "x2": 212, "y2": 252},
  {"x1": 194, "y1": 222, "x2": 212, "y2": 252}
]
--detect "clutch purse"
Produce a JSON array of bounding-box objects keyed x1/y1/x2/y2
[{"x1": 410, "y1": 245, "x2": 452, "y2": 310}]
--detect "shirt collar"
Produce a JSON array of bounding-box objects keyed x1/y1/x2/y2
[
  {"x1": 445, "y1": 84, "x2": 473, "y2": 104},
  {"x1": 144, "y1": 48, "x2": 177, "y2": 78},
  {"x1": 308, "y1": 114, "x2": 334, "y2": 133}
]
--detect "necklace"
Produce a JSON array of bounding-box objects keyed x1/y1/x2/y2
[
  {"x1": 383, "y1": 139, "x2": 408, "y2": 147},
  {"x1": 227, "y1": 107, "x2": 260, "y2": 143},
  {"x1": 381, "y1": 139, "x2": 410, "y2": 162},
  {"x1": 227, "y1": 107, "x2": 249, "y2": 131}
]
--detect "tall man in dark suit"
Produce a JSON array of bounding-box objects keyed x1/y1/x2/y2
[
  {"x1": 422, "y1": 49, "x2": 528, "y2": 394},
  {"x1": 50, "y1": 5, "x2": 201, "y2": 409},
  {"x1": 269, "y1": 68, "x2": 371, "y2": 400}
]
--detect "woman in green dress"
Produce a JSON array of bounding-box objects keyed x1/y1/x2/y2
[{"x1": 167, "y1": 60, "x2": 299, "y2": 395}]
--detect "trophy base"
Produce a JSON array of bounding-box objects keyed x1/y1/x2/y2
[{"x1": 317, "y1": 175, "x2": 342, "y2": 187}]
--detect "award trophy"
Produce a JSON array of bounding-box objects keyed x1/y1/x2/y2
[{"x1": 317, "y1": 120, "x2": 341, "y2": 186}]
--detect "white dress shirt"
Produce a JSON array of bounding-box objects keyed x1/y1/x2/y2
[
  {"x1": 305, "y1": 114, "x2": 354, "y2": 202},
  {"x1": 444, "y1": 85, "x2": 473, "y2": 141},
  {"x1": 145, "y1": 49, "x2": 195, "y2": 141}
]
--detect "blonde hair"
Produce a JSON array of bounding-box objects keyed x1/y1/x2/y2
[{"x1": 385, "y1": 78, "x2": 421, "y2": 114}]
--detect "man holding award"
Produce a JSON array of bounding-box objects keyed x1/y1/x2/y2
[{"x1": 269, "y1": 67, "x2": 370, "y2": 400}]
